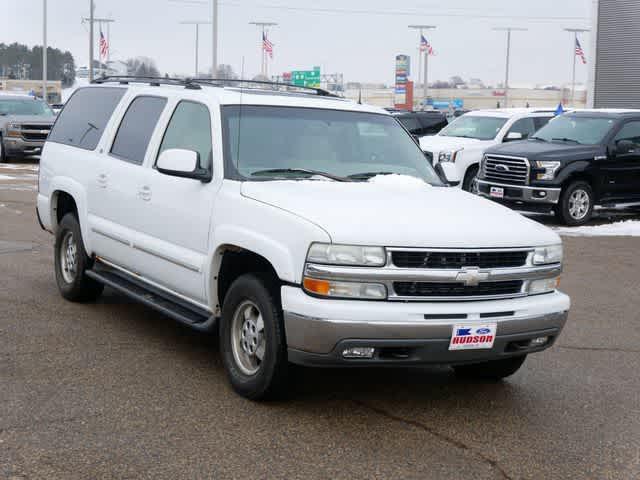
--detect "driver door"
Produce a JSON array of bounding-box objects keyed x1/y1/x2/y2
[{"x1": 603, "y1": 120, "x2": 640, "y2": 201}]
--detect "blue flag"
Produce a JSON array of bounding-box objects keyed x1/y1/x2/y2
[{"x1": 555, "y1": 102, "x2": 565, "y2": 116}]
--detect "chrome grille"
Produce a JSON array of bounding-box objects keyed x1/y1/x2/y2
[
  {"x1": 482, "y1": 155, "x2": 529, "y2": 185},
  {"x1": 392, "y1": 250, "x2": 528, "y2": 269},
  {"x1": 20, "y1": 124, "x2": 51, "y2": 142},
  {"x1": 393, "y1": 280, "x2": 523, "y2": 298}
]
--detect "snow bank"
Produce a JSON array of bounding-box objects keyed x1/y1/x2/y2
[{"x1": 555, "y1": 220, "x2": 640, "y2": 237}]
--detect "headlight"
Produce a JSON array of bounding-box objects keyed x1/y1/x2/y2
[
  {"x1": 528, "y1": 277, "x2": 560, "y2": 295},
  {"x1": 303, "y1": 277, "x2": 387, "y2": 300},
  {"x1": 533, "y1": 244, "x2": 563, "y2": 265},
  {"x1": 307, "y1": 243, "x2": 386, "y2": 267},
  {"x1": 6, "y1": 123, "x2": 21, "y2": 137},
  {"x1": 535, "y1": 161, "x2": 561, "y2": 180},
  {"x1": 438, "y1": 149, "x2": 463, "y2": 163}
]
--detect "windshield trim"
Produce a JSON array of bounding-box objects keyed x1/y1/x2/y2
[{"x1": 220, "y1": 104, "x2": 444, "y2": 186}]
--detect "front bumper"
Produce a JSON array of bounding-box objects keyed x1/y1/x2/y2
[
  {"x1": 282, "y1": 286, "x2": 570, "y2": 366},
  {"x1": 3, "y1": 137, "x2": 45, "y2": 156},
  {"x1": 477, "y1": 179, "x2": 561, "y2": 206}
]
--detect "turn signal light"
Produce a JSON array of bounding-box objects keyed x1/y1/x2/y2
[{"x1": 303, "y1": 277, "x2": 331, "y2": 296}]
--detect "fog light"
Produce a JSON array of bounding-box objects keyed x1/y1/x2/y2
[
  {"x1": 530, "y1": 336, "x2": 549, "y2": 347},
  {"x1": 342, "y1": 347, "x2": 375, "y2": 359}
]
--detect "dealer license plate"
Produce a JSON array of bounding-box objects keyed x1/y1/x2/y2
[
  {"x1": 489, "y1": 186, "x2": 504, "y2": 199},
  {"x1": 449, "y1": 323, "x2": 497, "y2": 351}
]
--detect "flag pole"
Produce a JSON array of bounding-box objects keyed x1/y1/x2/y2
[{"x1": 571, "y1": 32, "x2": 577, "y2": 107}]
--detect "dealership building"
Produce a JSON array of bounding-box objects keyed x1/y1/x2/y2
[{"x1": 588, "y1": 0, "x2": 640, "y2": 108}]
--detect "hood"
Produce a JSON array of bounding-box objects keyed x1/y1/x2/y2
[
  {"x1": 419, "y1": 135, "x2": 493, "y2": 153},
  {"x1": 0, "y1": 114, "x2": 55, "y2": 127},
  {"x1": 240, "y1": 178, "x2": 560, "y2": 248},
  {"x1": 487, "y1": 139, "x2": 601, "y2": 162}
]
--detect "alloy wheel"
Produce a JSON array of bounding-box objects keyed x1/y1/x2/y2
[
  {"x1": 231, "y1": 300, "x2": 266, "y2": 376},
  {"x1": 568, "y1": 188, "x2": 590, "y2": 220}
]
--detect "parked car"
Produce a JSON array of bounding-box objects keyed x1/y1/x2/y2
[
  {"x1": 392, "y1": 110, "x2": 448, "y2": 138},
  {"x1": 420, "y1": 109, "x2": 556, "y2": 191},
  {"x1": 0, "y1": 93, "x2": 56, "y2": 161},
  {"x1": 478, "y1": 109, "x2": 640, "y2": 225},
  {"x1": 37, "y1": 78, "x2": 570, "y2": 400}
]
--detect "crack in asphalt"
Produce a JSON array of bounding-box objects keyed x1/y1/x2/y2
[
  {"x1": 352, "y1": 399, "x2": 513, "y2": 480},
  {"x1": 558, "y1": 345, "x2": 640, "y2": 354}
]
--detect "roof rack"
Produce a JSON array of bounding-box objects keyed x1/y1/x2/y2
[{"x1": 91, "y1": 76, "x2": 338, "y2": 97}]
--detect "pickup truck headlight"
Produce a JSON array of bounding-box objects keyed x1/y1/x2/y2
[
  {"x1": 303, "y1": 277, "x2": 387, "y2": 300},
  {"x1": 533, "y1": 244, "x2": 563, "y2": 265},
  {"x1": 438, "y1": 149, "x2": 463, "y2": 163},
  {"x1": 528, "y1": 277, "x2": 560, "y2": 295},
  {"x1": 6, "y1": 123, "x2": 21, "y2": 138},
  {"x1": 307, "y1": 243, "x2": 386, "y2": 267},
  {"x1": 535, "y1": 161, "x2": 561, "y2": 180}
]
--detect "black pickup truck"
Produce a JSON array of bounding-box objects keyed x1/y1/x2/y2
[{"x1": 477, "y1": 110, "x2": 640, "y2": 225}]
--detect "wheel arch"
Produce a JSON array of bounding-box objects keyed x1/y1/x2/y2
[{"x1": 49, "y1": 177, "x2": 92, "y2": 254}]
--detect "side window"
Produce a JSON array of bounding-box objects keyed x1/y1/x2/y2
[
  {"x1": 158, "y1": 101, "x2": 212, "y2": 169},
  {"x1": 506, "y1": 117, "x2": 536, "y2": 140},
  {"x1": 398, "y1": 116, "x2": 421, "y2": 134},
  {"x1": 533, "y1": 116, "x2": 552, "y2": 131},
  {"x1": 613, "y1": 121, "x2": 640, "y2": 148},
  {"x1": 110, "y1": 96, "x2": 167, "y2": 165},
  {"x1": 48, "y1": 87, "x2": 125, "y2": 150}
]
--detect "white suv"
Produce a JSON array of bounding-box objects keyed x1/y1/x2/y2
[
  {"x1": 37, "y1": 78, "x2": 570, "y2": 400},
  {"x1": 419, "y1": 109, "x2": 556, "y2": 191}
]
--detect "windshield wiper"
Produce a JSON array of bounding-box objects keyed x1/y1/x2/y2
[
  {"x1": 347, "y1": 171, "x2": 395, "y2": 180},
  {"x1": 250, "y1": 168, "x2": 351, "y2": 182},
  {"x1": 530, "y1": 136, "x2": 547, "y2": 142},
  {"x1": 552, "y1": 137, "x2": 581, "y2": 144}
]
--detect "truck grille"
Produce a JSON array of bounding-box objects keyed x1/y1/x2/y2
[
  {"x1": 482, "y1": 155, "x2": 529, "y2": 185},
  {"x1": 20, "y1": 124, "x2": 51, "y2": 142},
  {"x1": 392, "y1": 250, "x2": 528, "y2": 269},
  {"x1": 393, "y1": 280, "x2": 523, "y2": 298}
]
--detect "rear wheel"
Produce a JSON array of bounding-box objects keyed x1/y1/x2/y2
[
  {"x1": 220, "y1": 273, "x2": 289, "y2": 400},
  {"x1": 462, "y1": 165, "x2": 479, "y2": 193},
  {"x1": 54, "y1": 213, "x2": 104, "y2": 302},
  {"x1": 453, "y1": 355, "x2": 527, "y2": 380},
  {"x1": 556, "y1": 180, "x2": 594, "y2": 226}
]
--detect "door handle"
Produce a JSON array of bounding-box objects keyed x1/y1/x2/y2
[
  {"x1": 97, "y1": 173, "x2": 108, "y2": 188},
  {"x1": 138, "y1": 185, "x2": 152, "y2": 201}
]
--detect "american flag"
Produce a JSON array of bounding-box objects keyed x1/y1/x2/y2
[
  {"x1": 263, "y1": 32, "x2": 274, "y2": 59},
  {"x1": 420, "y1": 35, "x2": 434, "y2": 55},
  {"x1": 575, "y1": 38, "x2": 587, "y2": 64},
  {"x1": 99, "y1": 30, "x2": 109, "y2": 61}
]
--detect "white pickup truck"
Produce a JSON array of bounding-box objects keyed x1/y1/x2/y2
[
  {"x1": 419, "y1": 109, "x2": 556, "y2": 191},
  {"x1": 37, "y1": 78, "x2": 570, "y2": 400}
]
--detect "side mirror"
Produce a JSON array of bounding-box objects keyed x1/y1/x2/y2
[
  {"x1": 157, "y1": 148, "x2": 212, "y2": 182},
  {"x1": 435, "y1": 162, "x2": 461, "y2": 186},
  {"x1": 616, "y1": 139, "x2": 636, "y2": 155},
  {"x1": 504, "y1": 131, "x2": 523, "y2": 142}
]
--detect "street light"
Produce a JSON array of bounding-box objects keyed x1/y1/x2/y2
[
  {"x1": 564, "y1": 28, "x2": 590, "y2": 107},
  {"x1": 493, "y1": 27, "x2": 527, "y2": 108},
  {"x1": 42, "y1": 0, "x2": 47, "y2": 102},
  {"x1": 408, "y1": 25, "x2": 436, "y2": 102},
  {"x1": 181, "y1": 20, "x2": 212, "y2": 77}
]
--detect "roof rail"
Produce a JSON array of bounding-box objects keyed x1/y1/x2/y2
[{"x1": 91, "y1": 76, "x2": 339, "y2": 97}]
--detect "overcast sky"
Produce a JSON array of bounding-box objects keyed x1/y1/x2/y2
[{"x1": 3, "y1": 0, "x2": 592, "y2": 87}]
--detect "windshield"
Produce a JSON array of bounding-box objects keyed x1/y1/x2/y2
[
  {"x1": 439, "y1": 115, "x2": 507, "y2": 140},
  {"x1": 0, "y1": 98, "x2": 54, "y2": 116},
  {"x1": 222, "y1": 106, "x2": 443, "y2": 185},
  {"x1": 532, "y1": 115, "x2": 616, "y2": 145}
]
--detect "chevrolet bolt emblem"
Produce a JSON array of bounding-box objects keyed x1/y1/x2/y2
[{"x1": 456, "y1": 267, "x2": 490, "y2": 287}]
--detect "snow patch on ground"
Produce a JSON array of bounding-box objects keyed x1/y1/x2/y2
[
  {"x1": 368, "y1": 174, "x2": 429, "y2": 187},
  {"x1": 555, "y1": 220, "x2": 640, "y2": 237}
]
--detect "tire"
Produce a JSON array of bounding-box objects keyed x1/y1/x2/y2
[
  {"x1": 462, "y1": 165, "x2": 479, "y2": 193},
  {"x1": 0, "y1": 136, "x2": 6, "y2": 162},
  {"x1": 219, "y1": 273, "x2": 289, "y2": 400},
  {"x1": 54, "y1": 213, "x2": 104, "y2": 302},
  {"x1": 453, "y1": 355, "x2": 527, "y2": 380},
  {"x1": 556, "y1": 181, "x2": 594, "y2": 226}
]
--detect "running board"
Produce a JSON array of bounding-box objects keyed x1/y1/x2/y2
[{"x1": 85, "y1": 268, "x2": 217, "y2": 332}]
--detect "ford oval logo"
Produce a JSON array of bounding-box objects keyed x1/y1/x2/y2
[
  {"x1": 495, "y1": 164, "x2": 510, "y2": 172},
  {"x1": 476, "y1": 328, "x2": 492, "y2": 334}
]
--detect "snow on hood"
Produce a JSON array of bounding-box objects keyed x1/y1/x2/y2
[
  {"x1": 240, "y1": 179, "x2": 560, "y2": 248},
  {"x1": 419, "y1": 134, "x2": 492, "y2": 152},
  {"x1": 555, "y1": 220, "x2": 640, "y2": 237}
]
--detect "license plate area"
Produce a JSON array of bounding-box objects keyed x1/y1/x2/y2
[
  {"x1": 489, "y1": 186, "x2": 504, "y2": 199},
  {"x1": 449, "y1": 323, "x2": 497, "y2": 351}
]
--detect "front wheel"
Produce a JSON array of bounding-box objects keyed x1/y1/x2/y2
[
  {"x1": 453, "y1": 355, "x2": 527, "y2": 380},
  {"x1": 220, "y1": 273, "x2": 289, "y2": 400},
  {"x1": 556, "y1": 181, "x2": 594, "y2": 226},
  {"x1": 462, "y1": 165, "x2": 479, "y2": 193}
]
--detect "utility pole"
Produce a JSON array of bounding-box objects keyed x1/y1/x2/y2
[
  {"x1": 408, "y1": 25, "x2": 436, "y2": 105},
  {"x1": 249, "y1": 22, "x2": 277, "y2": 77},
  {"x1": 181, "y1": 21, "x2": 211, "y2": 77},
  {"x1": 42, "y1": 0, "x2": 47, "y2": 102},
  {"x1": 493, "y1": 27, "x2": 527, "y2": 108},
  {"x1": 564, "y1": 28, "x2": 590, "y2": 107},
  {"x1": 89, "y1": 0, "x2": 94, "y2": 82},
  {"x1": 212, "y1": 0, "x2": 218, "y2": 76}
]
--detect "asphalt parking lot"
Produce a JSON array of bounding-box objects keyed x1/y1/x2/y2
[{"x1": 1, "y1": 160, "x2": 639, "y2": 480}]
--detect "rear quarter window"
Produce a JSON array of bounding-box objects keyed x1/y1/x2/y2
[{"x1": 48, "y1": 87, "x2": 126, "y2": 151}]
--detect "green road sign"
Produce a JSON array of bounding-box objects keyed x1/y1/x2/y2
[{"x1": 291, "y1": 66, "x2": 321, "y2": 87}]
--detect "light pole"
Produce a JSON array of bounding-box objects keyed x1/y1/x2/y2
[
  {"x1": 42, "y1": 0, "x2": 47, "y2": 101},
  {"x1": 249, "y1": 22, "x2": 277, "y2": 77},
  {"x1": 408, "y1": 25, "x2": 436, "y2": 103},
  {"x1": 493, "y1": 27, "x2": 527, "y2": 108},
  {"x1": 564, "y1": 28, "x2": 590, "y2": 107},
  {"x1": 212, "y1": 0, "x2": 218, "y2": 76},
  {"x1": 181, "y1": 21, "x2": 211, "y2": 77},
  {"x1": 89, "y1": 0, "x2": 94, "y2": 82}
]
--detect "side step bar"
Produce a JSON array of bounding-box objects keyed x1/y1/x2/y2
[{"x1": 86, "y1": 267, "x2": 217, "y2": 333}]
